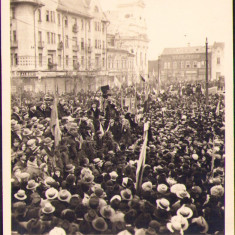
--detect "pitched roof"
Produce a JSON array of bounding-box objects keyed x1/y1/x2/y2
[
  {"x1": 161, "y1": 46, "x2": 212, "y2": 55},
  {"x1": 57, "y1": 0, "x2": 92, "y2": 18}
]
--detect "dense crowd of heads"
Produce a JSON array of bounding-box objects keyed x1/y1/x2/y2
[{"x1": 11, "y1": 84, "x2": 225, "y2": 235}]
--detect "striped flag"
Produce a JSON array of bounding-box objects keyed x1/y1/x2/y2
[
  {"x1": 215, "y1": 99, "x2": 220, "y2": 116},
  {"x1": 114, "y1": 76, "x2": 122, "y2": 89},
  {"x1": 50, "y1": 95, "x2": 61, "y2": 147},
  {"x1": 136, "y1": 123, "x2": 149, "y2": 193}
]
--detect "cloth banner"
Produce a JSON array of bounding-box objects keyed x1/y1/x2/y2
[
  {"x1": 114, "y1": 77, "x2": 122, "y2": 89},
  {"x1": 50, "y1": 96, "x2": 61, "y2": 147},
  {"x1": 136, "y1": 122, "x2": 149, "y2": 193},
  {"x1": 208, "y1": 86, "x2": 218, "y2": 95},
  {"x1": 124, "y1": 97, "x2": 136, "y2": 113}
]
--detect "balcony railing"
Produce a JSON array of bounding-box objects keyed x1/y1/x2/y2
[
  {"x1": 72, "y1": 24, "x2": 78, "y2": 33},
  {"x1": 48, "y1": 62, "x2": 57, "y2": 70},
  {"x1": 38, "y1": 41, "x2": 44, "y2": 49},
  {"x1": 11, "y1": 40, "x2": 18, "y2": 48},
  {"x1": 58, "y1": 41, "x2": 63, "y2": 50},
  {"x1": 72, "y1": 45, "x2": 79, "y2": 51}
]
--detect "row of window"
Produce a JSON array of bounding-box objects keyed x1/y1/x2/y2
[
  {"x1": 48, "y1": 55, "x2": 105, "y2": 68},
  {"x1": 47, "y1": 32, "x2": 56, "y2": 44},
  {"x1": 11, "y1": 54, "x2": 106, "y2": 68},
  {"x1": 108, "y1": 60, "x2": 134, "y2": 70},
  {"x1": 163, "y1": 61, "x2": 210, "y2": 69},
  {"x1": 37, "y1": 9, "x2": 105, "y2": 33},
  {"x1": 94, "y1": 21, "x2": 105, "y2": 32},
  {"x1": 38, "y1": 30, "x2": 104, "y2": 50},
  {"x1": 95, "y1": 40, "x2": 105, "y2": 49}
]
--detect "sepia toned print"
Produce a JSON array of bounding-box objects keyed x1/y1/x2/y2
[{"x1": 3, "y1": 0, "x2": 233, "y2": 234}]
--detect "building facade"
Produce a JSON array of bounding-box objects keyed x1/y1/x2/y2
[
  {"x1": 10, "y1": 0, "x2": 109, "y2": 94},
  {"x1": 211, "y1": 42, "x2": 225, "y2": 81},
  {"x1": 159, "y1": 46, "x2": 212, "y2": 83},
  {"x1": 154, "y1": 42, "x2": 225, "y2": 84},
  {"x1": 105, "y1": 0, "x2": 149, "y2": 84},
  {"x1": 106, "y1": 33, "x2": 135, "y2": 87}
]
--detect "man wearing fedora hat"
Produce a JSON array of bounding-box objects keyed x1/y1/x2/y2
[{"x1": 11, "y1": 106, "x2": 22, "y2": 123}]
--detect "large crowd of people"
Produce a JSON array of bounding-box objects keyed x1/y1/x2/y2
[{"x1": 11, "y1": 82, "x2": 225, "y2": 235}]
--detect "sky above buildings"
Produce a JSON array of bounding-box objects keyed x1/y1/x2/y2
[{"x1": 100, "y1": 0, "x2": 232, "y2": 60}]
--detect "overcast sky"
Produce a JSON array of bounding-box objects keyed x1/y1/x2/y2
[{"x1": 100, "y1": 0, "x2": 232, "y2": 60}]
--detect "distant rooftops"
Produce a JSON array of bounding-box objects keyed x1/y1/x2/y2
[
  {"x1": 161, "y1": 42, "x2": 224, "y2": 55},
  {"x1": 162, "y1": 46, "x2": 209, "y2": 55}
]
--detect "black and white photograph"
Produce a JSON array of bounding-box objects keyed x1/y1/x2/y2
[{"x1": 1, "y1": 0, "x2": 234, "y2": 234}]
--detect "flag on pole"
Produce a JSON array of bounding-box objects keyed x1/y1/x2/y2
[
  {"x1": 152, "y1": 68, "x2": 155, "y2": 78},
  {"x1": 121, "y1": 89, "x2": 124, "y2": 111},
  {"x1": 114, "y1": 76, "x2": 122, "y2": 89},
  {"x1": 158, "y1": 71, "x2": 161, "y2": 92},
  {"x1": 140, "y1": 75, "x2": 146, "y2": 82},
  {"x1": 99, "y1": 122, "x2": 104, "y2": 136},
  {"x1": 153, "y1": 88, "x2": 157, "y2": 95},
  {"x1": 215, "y1": 99, "x2": 220, "y2": 116},
  {"x1": 136, "y1": 122, "x2": 149, "y2": 194},
  {"x1": 50, "y1": 95, "x2": 61, "y2": 147}
]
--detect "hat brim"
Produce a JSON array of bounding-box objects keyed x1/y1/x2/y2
[
  {"x1": 92, "y1": 219, "x2": 108, "y2": 232},
  {"x1": 14, "y1": 194, "x2": 27, "y2": 200},
  {"x1": 84, "y1": 213, "x2": 97, "y2": 222},
  {"x1": 58, "y1": 193, "x2": 71, "y2": 202},
  {"x1": 42, "y1": 207, "x2": 55, "y2": 214},
  {"x1": 100, "y1": 207, "x2": 115, "y2": 219},
  {"x1": 65, "y1": 166, "x2": 75, "y2": 172},
  {"x1": 120, "y1": 191, "x2": 133, "y2": 201},
  {"x1": 175, "y1": 191, "x2": 190, "y2": 199},
  {"x1": 177, "y1": 208, "x2": 193, "y2": 219},
  {"x1": 45, "y1": 191, "x2": 58, "y2": 200},
  {"x1": 156, "y1": 200, "x2": 170, "y2": 211},
  {"x1": 26, "y1": 183, "x2": 39, "y2": 190}
]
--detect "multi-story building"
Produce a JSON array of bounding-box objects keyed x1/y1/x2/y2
[
  {"x1": 10, "y1": 0, "x2": 109, "y2": 93},
  {"x1": 156, "y1": 42, "x2": 225, "y2": 84},
  {"x1": 159, "y1": 45, "x2": 212, "y2": 82},
  {"x1": 211, "y1": 42, "x2": 225, "y2": 81},
  {"x1": 105, "y1": 0, "x2": 149, "y2": 84},
  {"x1": 106, "y1": 33, "x2": 135, "y2": 87}
]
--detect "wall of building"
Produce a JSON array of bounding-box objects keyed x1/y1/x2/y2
[
  {"x1": 159, "y1": 52, "x2": 212, "y2": 82},
  {"x1": 211, "y1": 43, "x2": 225, "y2": 81},
  {"x1": 105, "y1": 0, "x2": 149, "y2": 80},
  {"x1": 10, "y1": 0, "x2": 109, "y2": 93}
]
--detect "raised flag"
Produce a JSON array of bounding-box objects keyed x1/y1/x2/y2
[
  {"x1": 215, "y1": 99, "x2": 220, "y2": 116},
  {"x1": 114, "y1": 76, "x2": 122, "y2": 89},
  {"x1": 140, "y1": 75, "x2": 146, "y2": 82},
  {"x1": 50, "y1": 96, "x2": 61, "y2": 147},
  {"x1": 136, "y1": 123, "x2": 149, "y2": 193},
  {"x1": 99, "y1": 122, "x2": 104, "y2": 136},
  {"x1": 158, "y1": 71, "x2": 161, "y2": 92},
  {"x1": 152, "y1": 68, "x2": 155, "y2": 78}
]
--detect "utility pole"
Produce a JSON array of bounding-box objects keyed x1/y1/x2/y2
[
  {"x1": 205, "y1": 37, "x2": 209, "y2": 106},
  {"x1": 158, "y1": 56, "x2": 160, "y2": 93}
]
